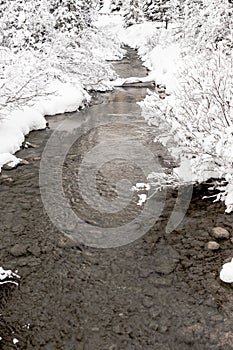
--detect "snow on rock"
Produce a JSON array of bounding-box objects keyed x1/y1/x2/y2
[
  {"x1": 0, "y1": 154, "x2": 21, "y2": 172},
  {"x1": 220, "y1": 259, "x2": 233, "y2": 283},
  {"x1": 132, "y1": 183, "x2": 151, "y2": 191},
  {"x1": 0, "y1": 267, "x2": 20, "y2": 286},
  {"x1": 137, "y1": 194, "x2": 147, "y2": 206}
]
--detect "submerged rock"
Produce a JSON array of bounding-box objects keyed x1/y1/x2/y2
[
  {"x1": 207, "y1": 241, "x2": 220, "y2": 250},
  {"x1": 212, "y1": 227, "x2": 230, "y2": 239},
  {"x1": 9, "y1": 243, "x2": 29, "y2": 257}
]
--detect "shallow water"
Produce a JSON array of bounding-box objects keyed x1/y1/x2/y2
[{"x1": 0, "y1": 48, "x2": 233, "y2": 350}]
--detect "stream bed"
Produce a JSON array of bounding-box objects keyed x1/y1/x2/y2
[{"x1": 0, "y1": 48, "x2": 233, "y2": 349}]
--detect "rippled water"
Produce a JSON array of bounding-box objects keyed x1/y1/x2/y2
[{"x1": 39, "y1": 48, "x2": 170, "y2": 248}]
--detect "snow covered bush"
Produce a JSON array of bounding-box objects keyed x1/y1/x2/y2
[
  {"x1": 138, "y1": 0, "x2": 233, "y2": 212},
  {"x1": 0, "y1": 0, "x2": 123, "y2": 114}
]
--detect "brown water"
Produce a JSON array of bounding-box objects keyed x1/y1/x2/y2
[{"x1": 0, "y1": 48, "x2": 233, "y2": 350}]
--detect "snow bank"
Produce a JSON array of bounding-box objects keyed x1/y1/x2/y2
[
  {"x1": 0, "y1": 81, "x2": 89, "y2": 169},
  {"x1": 119, "y1": 21, "x2": 159, "y2": 49}
]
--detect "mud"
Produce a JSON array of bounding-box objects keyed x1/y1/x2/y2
[{"x1": 0, "y1": 49, "x2": 233, "y2": 350}]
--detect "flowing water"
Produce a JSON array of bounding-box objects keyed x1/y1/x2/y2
[{"x1": 0, "y1": 48, "x2": 233, "y2": 349}]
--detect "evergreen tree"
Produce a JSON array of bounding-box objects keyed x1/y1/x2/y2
[
  {"x1": 0, "y1": 0, "x2": 54, "y2": 50},
  {"x1": 123, "y1": 0, "x2": 144, "y2": 27},
  {"x1": 49, "y1": 0, "x2": 94, "y2": 36},
  {"x1": 142, "y1": 0, "x2": 181, "y2": 27}
]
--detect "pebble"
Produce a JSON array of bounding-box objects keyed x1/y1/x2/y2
[
  {"x1": 207, "y1": 241, "x2": 220, "y2": 250},
  {"x1": 9, "y1": 243, "x2": 28, "y2": 257},
  {"x1": 142, "y1": 296, "x2": 154, "y2": 308},
  {"x1": 212, "y1": 227, "x2": 230, "y2": 239},
  {"x1": 154, "y1": 245, "x2": 180, "y2": 275}
]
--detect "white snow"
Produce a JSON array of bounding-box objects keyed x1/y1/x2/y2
[
  {"x1": 220, "y1": 259, "x2": 233, "y2": 283},
  {"x1": 99, "y1": 0, "x2": 112, "y2": 14},
  {"x1": 13, "y1": 338, "x2": 19, "y2": 345},
  {"x1": 137, "y1": 194, "x2": 147, "y2": 206},
  {"x1": 132, "y1": 183, "x2": 151, "y2": 191},
  {"x1": 0, "y1": 267, "x2": 20, "y2": 286},
  {"x1": 0, "y1": 81, "x2": 89, "y2": 170},
  {"x1": 0, "y1": 154, "x2": 21, "y2": 172}
]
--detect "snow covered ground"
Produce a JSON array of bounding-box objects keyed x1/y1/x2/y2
[{"x1": 0, "y1": 82, "x2": 90, "y2": 171}]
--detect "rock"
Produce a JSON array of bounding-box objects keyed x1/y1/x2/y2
[
  {"x1": 27, "y1": 245, "x2": 41, "y2": 257},
  {"x1": 142, "y1": 296, "x2": 154, "y2": 308},
  {"x1": 207, "y1": 241, "x2": 220, "y2": 251},
  {"x1": 22, "y1": 141, "x2": 38, "y2": 149},
  {"x1": 9, "y1": 243, "x2": 28, "y2": 257},
  {"x1": 212, "y1": 227, "x2": 230, "y2": 239},
  {"x1": 19, "y1": 159, "x2": 30, "y2": 166},
  {"x1": 1, "y1": 175, "x2": 14, "y2": 183},
  {"x1": 154, "y1": 245, "x2": 180, "y2": 275},
  {"x1": 17, "y1": 257, "x2": 41, "y2": 267},
  {"x1": 2, "y1": 163, "x2": 15, "y2": 170},
  {"x1": 33, "y1": 156, "x2": 41, "y2": 161},
  {"x1": 3, "y1": 158, "x2": 29, "y2": 170}
]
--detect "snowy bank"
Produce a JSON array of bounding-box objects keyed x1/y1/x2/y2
[{"x1": 0, "y1": 81, "x2": 89, "y2": 171}]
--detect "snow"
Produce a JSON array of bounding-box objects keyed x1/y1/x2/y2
[
  {"x1": 0, "y1": 154, "x2": 21, "y2": 172},
  {"x1": 0, "y1": 81, "x2": 89, "y2": 169},
  {"x1": 137, "y1": 194, "x2": 147, "y2": 206},
  {"x1": 220, "y1": 259, "x2": 233, "y2": 283},
  {"x1": 0, "y1": 267, "x2": 20, "y2": 286},
  {"x1": 99, "y1": 0, "x2": 112, "y2": 14},
  {"x1": 132, "y1": 183, "x2": 151, "y2": 191},
  {"x1": 13, "y1": 338, "x2": 19, "y2": 345}
]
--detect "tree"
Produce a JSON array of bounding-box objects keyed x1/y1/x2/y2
[
  {"x1": 49, "y1": 0, "x2": 95, "y2": 37},
  {"x1": 111, "y1": 0, "x2": 123, "y2": 12},
  {"x1": 123, "y1": 0, "x2": 144, "y2": 27},
  {"x1": 142, "y1": 0, "x2": 181, "y2": 27},
  {"x1": 0, "y1": 0, "x2": 54, "y2": 51}
]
